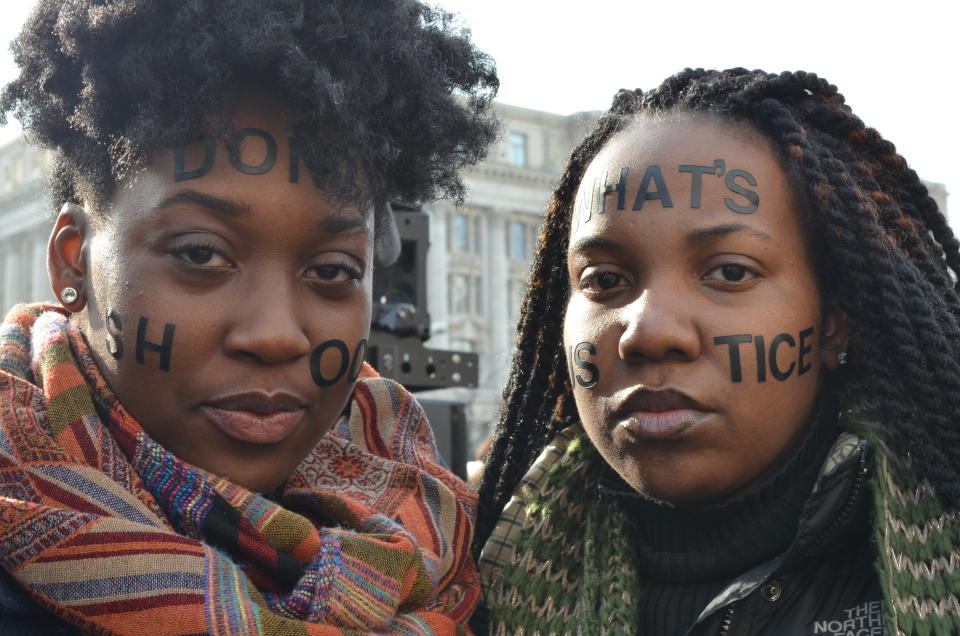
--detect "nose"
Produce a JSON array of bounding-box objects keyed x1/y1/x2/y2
[
  {"x1": 618, "y1": 286, "x2": 701, "y2": 363},
  {"x1": 224, "y1": 276, "x2": 312, "y2": 365}
]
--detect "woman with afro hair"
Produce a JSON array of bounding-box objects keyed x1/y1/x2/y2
[
  {"x1": 0, "y1": 1, "x2": 497, "y2": 634},
  {"x1": 474, "y1": 68, "x2": 960, "y2": 635}
]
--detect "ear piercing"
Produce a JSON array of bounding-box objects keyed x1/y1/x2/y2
[
  {"x1": 837, "y1": 351, "x2": 848, "y2": 366},
  {"x1": 60, "y1": 287, "x2": 78, "y2": 305}
]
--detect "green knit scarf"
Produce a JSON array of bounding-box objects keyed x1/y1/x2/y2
[{"x1": 485, "y1": 415, "x2": 960, "y2": 636}]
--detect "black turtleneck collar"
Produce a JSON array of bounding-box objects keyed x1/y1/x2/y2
[{"x1": 599, "y1": 399, "x2": 839, "y2": 584}]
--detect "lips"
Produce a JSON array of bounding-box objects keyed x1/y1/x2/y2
[
  {"x1": 613, "y1": 388, "x2": 712, "y2": 440},
  {"x1": 201, "y1": 392, "x2": 307, "y2": 444}
]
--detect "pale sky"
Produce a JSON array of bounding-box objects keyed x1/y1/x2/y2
[{"x1": 2, "y1": 1, "x2": 956, "y2": 222}]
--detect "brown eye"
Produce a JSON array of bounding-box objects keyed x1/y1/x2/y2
[
  {"x1": 579, "y1": 268, "x2": 628, "y2": 295},
  {"x1": 596, "y1": 272, "x2": 622, "y2": 289},
  {"x1": 703, "y1": 263, "x2": 758, "y2": 285},
  {"x1": 172, "y1": 243, "x2": 230, "y2": 268}
]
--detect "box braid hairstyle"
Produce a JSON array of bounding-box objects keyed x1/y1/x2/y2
[
  {"x1": 474, "y1": 67, "x2": 960, "y2": 556},
  {"x1": 0, "y1": 0, "x2": 498, "y2": 224}
]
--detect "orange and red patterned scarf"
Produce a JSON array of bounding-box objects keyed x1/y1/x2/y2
[{"x1": 0, "y1": 304, "x2": 479, "y2": 634}]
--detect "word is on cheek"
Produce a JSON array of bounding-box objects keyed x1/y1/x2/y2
[
  {"x1": 174, "y1": 130, "x2": 321, "y2": 187},
  {"x1": 104, "y1": 311, "x2": 176, "y2": 372},
  {"x1": 567, "y1": 342, "x2": 600, "y2": 389},
  {"x1": 714, "y1": 327, "x2": 815, "y2": 383},
  {"x1": 574, "y1": 160, "x2": 759, "y2": 226},
  {"x1": 309, "y1": 339, "x2": 368, "y2": 388}
]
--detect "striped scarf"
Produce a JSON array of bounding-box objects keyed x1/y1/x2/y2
[
  {"x1": 0, "y1": 304, "x2": 478, "y2": 635},
  {"x1": 480, "y1": 420, "x2": 960, "y2": 635}
]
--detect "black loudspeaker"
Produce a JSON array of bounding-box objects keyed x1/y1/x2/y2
[
  {"x1": 368, "y1": 206, "x2": 479, "y2": 391},
  {"x1": 416, "y1": 398, "x2": 467, "y2": 479}
]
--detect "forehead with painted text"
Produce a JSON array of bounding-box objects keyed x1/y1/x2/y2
[
  {"x1": 50, "y1": 94, "x2": 373, "y2": 493},
  {"x1": 563, "y1": 116, "x2": 846, "y2": 506}
]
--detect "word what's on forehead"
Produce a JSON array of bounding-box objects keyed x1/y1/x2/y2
[
  {"x1": 575, "y1": 159, "x2": 759, "y2": 227},
  {"x1": 174, "y1": 129, "x2": 322, "y2": 187}
]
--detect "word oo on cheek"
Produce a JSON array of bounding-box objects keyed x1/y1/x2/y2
[
  {"x1": 310, "y1": 339, "x2": 368, "y2": 388},
  {"x1": 103, "y1": 310, "x2": 176, "y2": 372},
  {"x1": 574, "y1": 159, "x2": 759, "y2": 228},
  {"x1": 174, "y1": 130, "x2": 322, "y2": 187},
  {"x1": 713, "y1": 327, "x2": 815, "y2": 383},
  {"x1": 567, "y1": 342, "x2": 600, "y2": 389}
]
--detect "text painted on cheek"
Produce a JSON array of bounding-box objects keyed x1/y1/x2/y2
[
  {"x1": 574, "y1": 160, "x2": 759, "y2": 227},
  {"x1": 714, "y1": 327, "x2": 815, "y2": 383},
  {"x1": 567, "y1": 342, "x2": 600, "y2": 389},
  {"x1": 103, "y1": 310, "x2": 176, "y2": 372},
  {"x1": 174, "y1": 129, "x2": 322, "y2": 187},
  {"x1": 309, "y1": 339, "x2": 368, "y2": 387}
]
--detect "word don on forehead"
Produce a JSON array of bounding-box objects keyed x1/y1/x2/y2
[
  {"x1": 175, "y1": 129, "x2": 321, "y2": 186},
  {"x1": 714, "y1": 327, "x2": 815, "y2": 383},
  {"x1": 575, "y1": 159, "x2": 759, "y2": 227}
]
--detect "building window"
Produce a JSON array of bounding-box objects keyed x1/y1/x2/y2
[
  {"x1": 473, "y1": 216, "x2": 483, "y2": 253},
  {"x1": 509, "y1": 132, "x2": 528, "y2": 167},
  {"x1": 451, "y1": 214, "x2": 469, "y2": 252},
  {"x1": 510, "y1": 222, "x2": 528, "y2": 261},
  {"x1": 449, "y1": 273, "x2": 471, "y2": 314}
]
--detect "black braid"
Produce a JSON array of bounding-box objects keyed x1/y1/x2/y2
[{"x1": 473, "y1": 68, "x2": 960, "y2": 558}]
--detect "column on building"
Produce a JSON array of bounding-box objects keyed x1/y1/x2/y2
[
  {"x1": 485, "y1": 209, "x2": 509, "y2": 391},
  {"x1": 425, "y1": 206, "x2": 450, "y2": 349}
]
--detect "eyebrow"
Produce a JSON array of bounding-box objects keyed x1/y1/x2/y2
[
  {"x1": 569, "y1": 236, "x2": 621, "y2": 253},
  {"x1": 686, "y1": 223, "x2": 772, "y2": 246},
  {"x1": 154, "y1": 190, "x2": 370, "y2": 237},
  {"x1": 154, "y1": 190, "x2": 250, "y2": 219}
]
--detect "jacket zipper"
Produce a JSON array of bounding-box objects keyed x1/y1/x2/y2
[
  {"x1": 801, "y1": 450, "x2": 868, "y2": 558},
  {"x1": 718, "y1": 603, "x2": 736, "y2": 634}
]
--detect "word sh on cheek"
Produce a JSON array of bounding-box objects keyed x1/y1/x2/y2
[
  {"x1": 567, "y1": 342, "x2": 600, "y2": 389},
  {"x1": 136, "y1": 316, "x2": 176, "y2": 372},
  {"x1": 714, "y1": 327, "x2": 814, "y2": 383}
]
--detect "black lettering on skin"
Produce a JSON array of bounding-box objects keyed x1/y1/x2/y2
[
  {"x1": 678, "y1": 164, "x2": 716, "y2": 208},
  {"x1": 570, "y1": 342, "x2": 600, "y2": 388},
  {"x1": 754, "y1": 334, "x2": 766, "y2": 383},
  {"x1": 310, "y1": 339, "x2": 351, "y2": 388},
  {"x1": 798, "y1": 326, "x2": 814, "y2": 375},
  {"x1": 713, "y1": 334, "x2": 752, "y2": 383},
  {"x1": 174, "y1": 136, "x2": 216, "y2": 182},
  {"x1": 288, "y1": 136, "x2": 324, "y2": 188},
  {"x1": 632, "y1": 165, "x2": 673, "y2": 211},
  {"x1": 136, "y1": 317, "x2": 176, "y2": 372},
  {"x1": 105, "y1": 309, "x2": 124, "y2": 360},
  {"x1": 724, "y1": 169, "x2": 759, "y2": 214},
  {"x1": 227, "y1": 128, "x2": 278, "y2": 176},
  {"x1": 601, "y1": 167, "x2": 629, "y2": 212},
  {"x1": 769, "y1": 333, "x2": 797, "y2": 381},
  {"x1": 347, "y1": 339, "x2": 369, "y2": 384}
]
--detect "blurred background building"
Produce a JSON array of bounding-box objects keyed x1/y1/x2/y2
[{"x1": 0, "y1": 102, "x2": 952, "y2": 460}]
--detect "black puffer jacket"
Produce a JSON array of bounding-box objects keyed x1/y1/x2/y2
[{"x1": 677, "y1": 437, "x2": 884, "y2": 636}]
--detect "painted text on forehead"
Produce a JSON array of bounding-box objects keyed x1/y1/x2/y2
[
  {"x1": 573, "y1": 158, "x2": 760, "y2": 230},
  {"x1": 174, "y1": 129, "x2": 323, "y2": 188}
]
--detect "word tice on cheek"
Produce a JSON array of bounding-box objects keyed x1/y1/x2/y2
[
  {"x1": 175, "y1": 129, "x2": 321, "y2": 186},
  {"x1": 567, "y1": 342, "x2": 599, "y2": 389},
  {"x1": 310, "y1": 339, "x2": 368, "y2": 388},
  {"x1": 714, "y1": 327, "x2": 815, "y2": 383},
  {"x1": 575, "y1": 159, "x2": 759, "y2": 226}
]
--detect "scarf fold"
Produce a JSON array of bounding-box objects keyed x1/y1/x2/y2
[{"x1": 0, "y1": 304, "x2": 479, "y2": 635}]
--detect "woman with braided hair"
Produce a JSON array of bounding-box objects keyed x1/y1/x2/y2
[
  {"x1": 0, "y1": 0, "x2": 497, "y2": 633},
  {"x1": 474, "y1": 68, "x2": 960, "y2": 635}
]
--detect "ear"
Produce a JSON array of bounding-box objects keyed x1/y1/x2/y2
[
  {"x1": 48, "y1": 202, "x2": 90, "y2": 312},
  {"x1": 820, "y1": 303, "x2": 848, "y2": 370}
]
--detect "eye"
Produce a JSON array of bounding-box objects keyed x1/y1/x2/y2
[
  {"x1": 171, "y1": 242, "x2": 231, "y2": 268},
  {"x1": 307, "y1": 261, "x2": 363, "y2": 284},
  {"x1": 703, "y1": 263, "x2": 758, "y2": 284},
  {"x1": 579, "y1": 268, "x2": 629, "y2": 295}
]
